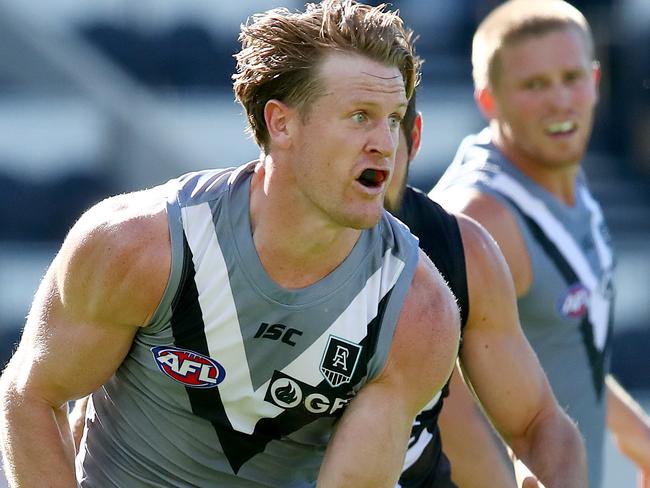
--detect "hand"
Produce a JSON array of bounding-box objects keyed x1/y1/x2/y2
[
  {"x1": 639, "y1": 469, "x2": 650, "y2": 488},
  {"x1": 514, "y1": 460, "x2": 547, "y2": 488},
  {"x1": 521, "y1": 477, "x2": 545, "y2": 488}
]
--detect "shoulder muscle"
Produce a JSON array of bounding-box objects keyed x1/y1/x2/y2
[
  {"x1": 381, "y1": 250, "x2": 461, "y2": 414},
  {"x1": 438, "y1": 188, "x2": 531, "y2": 296},
  {"x1": 55, "y1": 187, "x2": 171, "y2": 327}
]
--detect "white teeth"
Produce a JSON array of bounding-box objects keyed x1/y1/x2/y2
[{"x1": 547, "y1": 121, "x2": 575, "y2": 133}]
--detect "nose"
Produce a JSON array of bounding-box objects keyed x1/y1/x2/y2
[
  {"x1": 366, "y1": 119, "x2": 397, "y2": 158},
  {"x1": 548, "y1": 82, "x2": 573, "y2": 110}
]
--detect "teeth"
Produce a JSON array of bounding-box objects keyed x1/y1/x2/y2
[{"x1": 547, "y1": 121, "x2": 575, "y2": 134}]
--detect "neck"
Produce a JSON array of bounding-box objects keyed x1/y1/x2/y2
[
  {"x1": 248, "y1": 159, "x2": 361, "y2": 289},
  {"x1": 491, "y1": 126, "x2": 580, "y2": 206}
]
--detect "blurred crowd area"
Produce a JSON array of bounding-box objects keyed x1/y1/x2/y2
[{"x1": 0, "y1": 1, "x2": 649, "y2": 386}]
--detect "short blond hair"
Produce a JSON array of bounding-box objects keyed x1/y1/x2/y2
[
  {"x1": 472, "y1": 0, "x2": 594, "y2": 90},
  {"x1": 233, "y1": 0, "x2": 420, "y2": 152}
]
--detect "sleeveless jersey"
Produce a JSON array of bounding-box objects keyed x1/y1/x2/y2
[
  {"x1": 394, "y1": 186, "x2": 469, "y2": 488},
  {"x1": 430, "y1": 128, "x2": 615, "y2": 488},
  {"x1": 76, "y1": 162, "x2": 421, "y2": 487}
]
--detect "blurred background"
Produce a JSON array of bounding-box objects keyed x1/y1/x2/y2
[{"x1": 0, "y1": 1, "x2": 648, "y2": 486}]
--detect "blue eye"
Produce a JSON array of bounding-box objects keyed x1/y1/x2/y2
[
  {"x1": 389, "y1": 115, "x2": 402, "y2": 130},
  {"x1": 352, "y1": 112, "x2": 367, "y2": 123}
]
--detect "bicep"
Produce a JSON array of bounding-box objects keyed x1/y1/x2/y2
[
  {"x1": 457, "y1": 217, "x2": 552, "y2": 441},
  {"x1": 5, "y1": 199, "x2": 169, "y2": 408},
  {"x1": 386, "y1": 252, "x2": 461, "y2": 414},
  {"x1": 438, "y1": 188, "x2": 531, "y2": 296},
  {"x1": 7, "y1": 262, "x2": 139, "y2": 408},
  {"x1": 460, "y1": 324, "x2": 549, "y2": 443}
]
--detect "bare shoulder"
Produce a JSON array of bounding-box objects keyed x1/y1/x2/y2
[
  {"x1": 56, "y1": 185, "x2": 171, "y2": 327},
  {"x1": 455, "y1": 213, "x2": 520, "y2": 332},
  {"x1": 438, "y1": 188, "x2": 531, "y2": 295},
  {"x1": 455, "y1": 213, "x2": 512, "y2": 285},
  {"x1": 436, "y1": 187, "x2": 516, "y2": 238},
  {"x1": 381, "y1": 250, "x2": 461, "y2": 412}
]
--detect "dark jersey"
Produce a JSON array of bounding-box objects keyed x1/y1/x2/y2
[{"x1": 394, "y1": 186, "x2": 469, "y2": 488}]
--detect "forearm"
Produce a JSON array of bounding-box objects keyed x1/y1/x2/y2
[
  {"x1": 318, "y1": 397, "x2": 410, "y2": 487},
  {"x1": 1, "y1": 386, "x2": 77, "y2": 487},
  {"x1": 510, "y1": 408, "x2": 587, "y2": 488},
  {"x1": 439, "y1": 369, "x2": 516, "y2": 488},
  {"x1": 606, "y1": 375, "x2": 650, "y2": 469}
]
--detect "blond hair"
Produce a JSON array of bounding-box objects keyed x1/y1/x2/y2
[
  {"x1": 472, "y1": 0, "x2": 594, "y2": 89},
  {"x1": 233, "y1": 0, "x2": 420, "y2": 152}
]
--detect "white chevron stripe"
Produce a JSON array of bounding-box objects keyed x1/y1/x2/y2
[
  {"x1": 490, "y1": 173, "x2": 611, "y2": 350},
  {"x1": 182, "y1": 203, "x2": 281, "y2": 434},
  {"x1": 282, "y1": 248, "x2": 405, "y2": 384},
  {"x1": 182, "y1": 203, "x2": 408, "y2": 433},
  {"x1": 579, "y1": 186, "x2": 613, "y2": 270}
]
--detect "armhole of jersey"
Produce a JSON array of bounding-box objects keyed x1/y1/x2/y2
[
  {"x1": 145, "y1": 193, "x2": 186, "y2": 332},
  {"x1": 477, "y1": 184, "x2": 539, "y2": 300},
  {"x1": 366, "y1": 227, "x2": 420, "y2": 381},
  {"x1": 448, "y1": 214, "x2": 470, "y2": 333},
  {"x1": 400, "y1": 187, "x2": 470, "y2": 334}
]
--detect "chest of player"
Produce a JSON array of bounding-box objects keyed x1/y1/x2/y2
[{"x1": 151, "y1": 271, "x2": 376, "y2": 432}]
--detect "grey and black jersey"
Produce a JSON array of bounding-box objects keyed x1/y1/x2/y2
[
  {"x1": 76, "y1": 162, "x2": 421, "y2": 487},
  {"x1": 431, "y1": 128, "x2": 615, "y2": 488}
]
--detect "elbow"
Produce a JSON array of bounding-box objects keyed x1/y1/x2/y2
[
  {"x1": 512, "y1": 398, "x2": 585, "y2": 461},
  {"x1": 0, "y1": 363, "x2": 25, "y2": 422},
  {"x1": 0, "y1": 368, "x2": 20, "y2": 441},
  {"x1": 512, "y1": 403, "x2": 588, "y2": 485}
]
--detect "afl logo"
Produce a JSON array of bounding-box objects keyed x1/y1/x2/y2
[
  {"x1": 269, "y1": 377, "x2": 302, "y2": 408},
  {"x1": 557, "y1": 283, "x2": 590, "y2": 318},
  {"x1": 151, "y1": 346, "x2": 226, "y2": 388}
]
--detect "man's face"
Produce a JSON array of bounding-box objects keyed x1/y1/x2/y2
[
  {"x1": 490, "y1": 27, "x2": 599, "y2": 170},
  {"x1": 286, "y1": 52, "x2": 407, "y2": 230}
]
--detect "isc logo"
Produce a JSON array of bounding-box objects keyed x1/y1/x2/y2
[
  {"x1": 151, "y1": 346, "x2": 226, "y2": 388},
  {"x1": 254, "y1": 323, "x2": 303, "y2": 347}
]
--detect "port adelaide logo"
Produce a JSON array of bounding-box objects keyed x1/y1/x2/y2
[
  {"x1": 151, "y1": 346, "x2": 226, "y2": 388},
  {"x1": 320, "y1": 335, "x2": 362, "y2": 388}
]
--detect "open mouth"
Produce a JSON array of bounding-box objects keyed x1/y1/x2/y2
[
  {"x1": 357, "y1": 169, "x2": 388, "y2": 188},
  {"x1": 545, "y1": 121, "x2": 577, "y2": 135}
]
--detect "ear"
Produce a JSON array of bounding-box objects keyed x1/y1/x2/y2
[
  {"x1": 475, "y1": 87, "x2": 497, "y2": 120},
  {"x1": 408, "y1": 112, "x2": 423, "y2": 161},
  {"x1": 592, "y1": 61, "x2": 601, "y2": 102},
  {"x1": 264, "y1": 99, "x2": 293, "y2": 149}
]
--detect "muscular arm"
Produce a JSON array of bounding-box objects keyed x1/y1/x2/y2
[
  {"x1": 318, "y1": 251, "x2": 460, "y2": 487},
  {"x1": 0, "y1": 190, "x2": 170, "y2": 486},
  {"x1": 450, "y1": 212, "x2": 586, "y2": 488}
]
